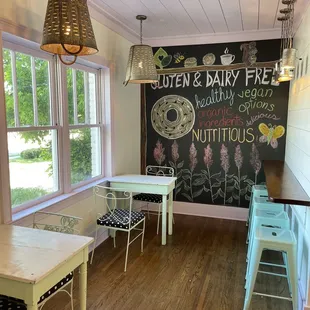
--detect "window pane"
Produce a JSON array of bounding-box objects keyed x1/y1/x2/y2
[
  {"x1": 3, "y1": 49, "x2": 53, "y2": 128},
  {"x1": 67, "y1": 68, "x2": 74, "y2": 125},
  {"x1": 16, "y1": 52, "x2": 34, "y2": 126},
  {"x1": 88, "y1": 73, "x2": 97, "y2": 124},
  {"x1": 76, "y1": 70, "x2": 85, "y2": 124},
  {"x1": 67, "y1": 68, "x2": 97, "y2": 125},
  {"x1": 70, "y1": 127, "x2": 101, "y2": 184},
  {"x1": 35, "y1": 58, "x2": 51, "y2": 125},
  {"x1": 2, "y1": 49, "x2": 15, "y2": 127},
  {"x1": 8, "y1": 130, "x2": 59, "y2": 208}
]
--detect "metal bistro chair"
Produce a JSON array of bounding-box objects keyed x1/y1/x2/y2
[
  {"x1": 133, "y1": 165, "x2": 175, "y2": 234},
  {"x1": 0, "y1": 211, "x2": 83, "y2": 310},
  {"x1": 90, "y1": 185, "x2": 146, "y2": 272}
]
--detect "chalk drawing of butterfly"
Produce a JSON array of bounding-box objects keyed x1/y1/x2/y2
[{"x1": 258, "y1": 123, "x2": 285, "y2": 149}]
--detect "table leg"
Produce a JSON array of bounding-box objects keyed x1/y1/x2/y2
[
  {"x1": 168, "y1": 193, "x2": 173, "y2": 235},
  {"x1": 79, "y1": 248, "x2": 88, "y2": 310},
  {"x1": 24, "y1": 289, "x2": 38, "y2": 310},
  {"x1": 162, "y1": 195, "x2": 167, "y2": 245}
]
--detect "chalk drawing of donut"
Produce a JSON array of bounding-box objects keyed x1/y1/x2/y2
[{"x1": 151, "y1": 95, "x2": 195, "y2": 139}]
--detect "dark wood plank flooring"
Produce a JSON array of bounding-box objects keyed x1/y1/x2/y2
[{"x1": 43, "y1": 214, "x2": 292, "y2": 310}]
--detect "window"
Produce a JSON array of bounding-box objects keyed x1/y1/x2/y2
[
  {"x1": 66, "y1": 66, "x2": 102, "y2": 185},
  {"x1": 2, "y1": 41, "x2": 105, "y2": 212}
]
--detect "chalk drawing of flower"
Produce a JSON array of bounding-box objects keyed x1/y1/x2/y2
[
  {"x1": 172, "y1": 140, "x2": 179, "y2": 163},
  {"x1": 220, "y1": 144, "x2": 230, "y2": 205},
  {"x1": 189, "y1": 143, "x2": 198, "y2": 172},
  {"x1": 234, "y1": 145, "x2": 244, "y2": 206},
  {"x1": 204, "y1": 144, "x2": 214, "y2": 203},
  {"x1": 250, "y1": 143, "x2": 262, "y2": 185},
  {"x1": 181, "y1": 143, "x2": 199, "y2": 202},
  {"x1": 169, "y1": 140, "x2": 184, "y2": 199},
  {"x1": 153, "y1": 140, "x2": 166, "y2": 166}
]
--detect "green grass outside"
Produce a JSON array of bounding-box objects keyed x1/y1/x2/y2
[
  {"x1": 11, "y1": 187, "x2": 49, "y2": 208},
  {"x1": 10, "y1": 158, "x2": 48, "y2": 164}
]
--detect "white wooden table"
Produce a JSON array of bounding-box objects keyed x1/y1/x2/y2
[
  {"x1": 0, "y1": 225, "x2": 93, "y2": 310},
  {"x1": 109, "y1": 174, "x2": 177, "y2": 245}
]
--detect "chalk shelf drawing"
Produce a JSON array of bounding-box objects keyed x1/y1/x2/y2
[
  {"x1": 259, "y1": 123, "x2": 285, "y2": 149},
  {"x1": 240, "y1": 42, "x2": 258, "y2": 66},
  {"x1": 154, "y1": 47, "x2": 172, "y2": 69},
  {"x1": 203, "y1": 53, "x2": 216, "y2": 65},
  {"x1": 174, "y1": 52, "x2": 185, "y2": 64},
  {"x1": 151, "y1": 95, "x2": 195, "y2": 140},
  {"x1": 156, "y1": 61, "x2": 278, "y2": 75},
  {"x1": 220, "y1": 48, "x2": 235, "y2": 65},
  {"x1": 184, "y1": 57, "x2": 198, "y2": 67}
]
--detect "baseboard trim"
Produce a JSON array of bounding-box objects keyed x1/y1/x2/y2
[{"x1": 140, "y1": 201, "x2": 248, "y2": 222}]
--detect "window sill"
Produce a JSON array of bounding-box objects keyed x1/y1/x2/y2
[{"x1": 12, "y1": 177, "x2": 109, "y2": 225}]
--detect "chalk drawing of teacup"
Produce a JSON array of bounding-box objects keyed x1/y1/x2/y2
[{"x1": 220, "y1": 48, "x2": 235, "y2": 65}]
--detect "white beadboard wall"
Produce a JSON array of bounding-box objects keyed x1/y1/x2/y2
[{"x1": 286, "y1": 3, "x2": 310, "y2": 309}]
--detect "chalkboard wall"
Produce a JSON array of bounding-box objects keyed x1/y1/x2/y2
[{"x1": 144, "y1": 39, "x2": 289, "y2": 208}]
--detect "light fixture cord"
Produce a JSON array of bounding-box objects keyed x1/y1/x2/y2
[
  {"x1": 289, "y1": 2, "x2": 294, "y2": 48},
  {"x1": 140, "y1": 19, "x2": 143, "y2": 45},
  {"x1": 280, "y1": 19, "x2": 284, "y2": 58}
]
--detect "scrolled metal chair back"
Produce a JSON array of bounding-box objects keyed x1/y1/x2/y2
[
  {"x1": 146, "y1": 165, "x2": 174, "y2": 177},
  {"x1": 33, "y1": 211, "x2": 83, "y2": 235},
  {"x1": 94, "y1": 185, "x2": 133, "y2": 226}
]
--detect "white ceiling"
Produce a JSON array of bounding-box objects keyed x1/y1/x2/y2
[{"x1": 88, "y1": 0, "x2": 310, "y2": 46}]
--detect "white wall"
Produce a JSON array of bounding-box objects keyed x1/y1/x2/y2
[
  {"x1": 0, "y1": 0, "x2": 140, "y2": 238},
  {"x1": 286, "y1": 4, "x2": 310, "y2": 308}
]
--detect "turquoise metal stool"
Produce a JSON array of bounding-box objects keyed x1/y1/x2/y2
[
  {"x1": 244, "y1": 226, "x2": 297, "y2": 310},
  {"x1": 247, "y1": 196, "x2": 284, "y2": 244},
  {"x1": 247, "y1": 185, "x2": 268, "y2": 226},
  {"x1": 246, "y1": 209, "x2": 290, "y2": 279}
]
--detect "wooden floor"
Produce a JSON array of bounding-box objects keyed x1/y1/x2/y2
[{"x1": 43, "y1": 214, "x2": 292, "y2": 310}]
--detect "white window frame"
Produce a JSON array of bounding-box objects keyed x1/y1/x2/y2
[
  {"x1": 1, "y1": 38, "x2": 106, "y2": 215},
  {"x1": 58, "y1": 61, "x2": 105, "y2": 191}
]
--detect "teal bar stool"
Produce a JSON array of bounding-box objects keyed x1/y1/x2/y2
[
  {"x1": 245, "y1": 209, "x2": 290, "y2": 279},
  {"x1": 247, "y1": 185, "x2": 268, "y2": 226},
  {"x1": 244, "y1": 226, "x2": 297, "y2": 310},
  {"x1": 247, "y1": 196, "x2": 284, "y2": 244}
]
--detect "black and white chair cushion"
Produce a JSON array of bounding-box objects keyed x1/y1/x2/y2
[
  {"x1": 0, "y1": 295, "x2": 26, "y2": 309},
  {"x1": 0, "y1": 272, "x2": 73, "y2": 309},
  {"x1": 97, "y1": 209, "x2": 145, "y2": 229},
  {"x1": 133, "y1": 193, "x2": 162, "y2": 204}
]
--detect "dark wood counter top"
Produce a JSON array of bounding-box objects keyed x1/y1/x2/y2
[{"x1": 263, "y1": 160, "x2": 310, "y2": 206}]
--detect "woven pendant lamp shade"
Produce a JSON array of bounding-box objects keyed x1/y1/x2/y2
[
  {"x1": 124, "y1": 44, "x2": 158, "y2": 85},
  {"x1": 41, "y1": 0, "x2": 98, "y2": 59},
  {"x1": 124, "y1": 15, "x2": 158, "y2": 86}
]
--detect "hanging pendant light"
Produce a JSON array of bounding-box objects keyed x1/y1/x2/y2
[
  {"x1": 275, "y1": 1, "x2": 297, "y2": 83},
  {"x1": 277, "y1": 0, "x2": 297, "y2": 72},
  {"x1": 124, "y1": 15, "x2": 158, "y2": 86},
  {"x1": 41, "y1": 0, "x2": 98, "y2": 65},
  {"x1": 280, "y1": 3, "x2": 296, "y2": 69}
]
